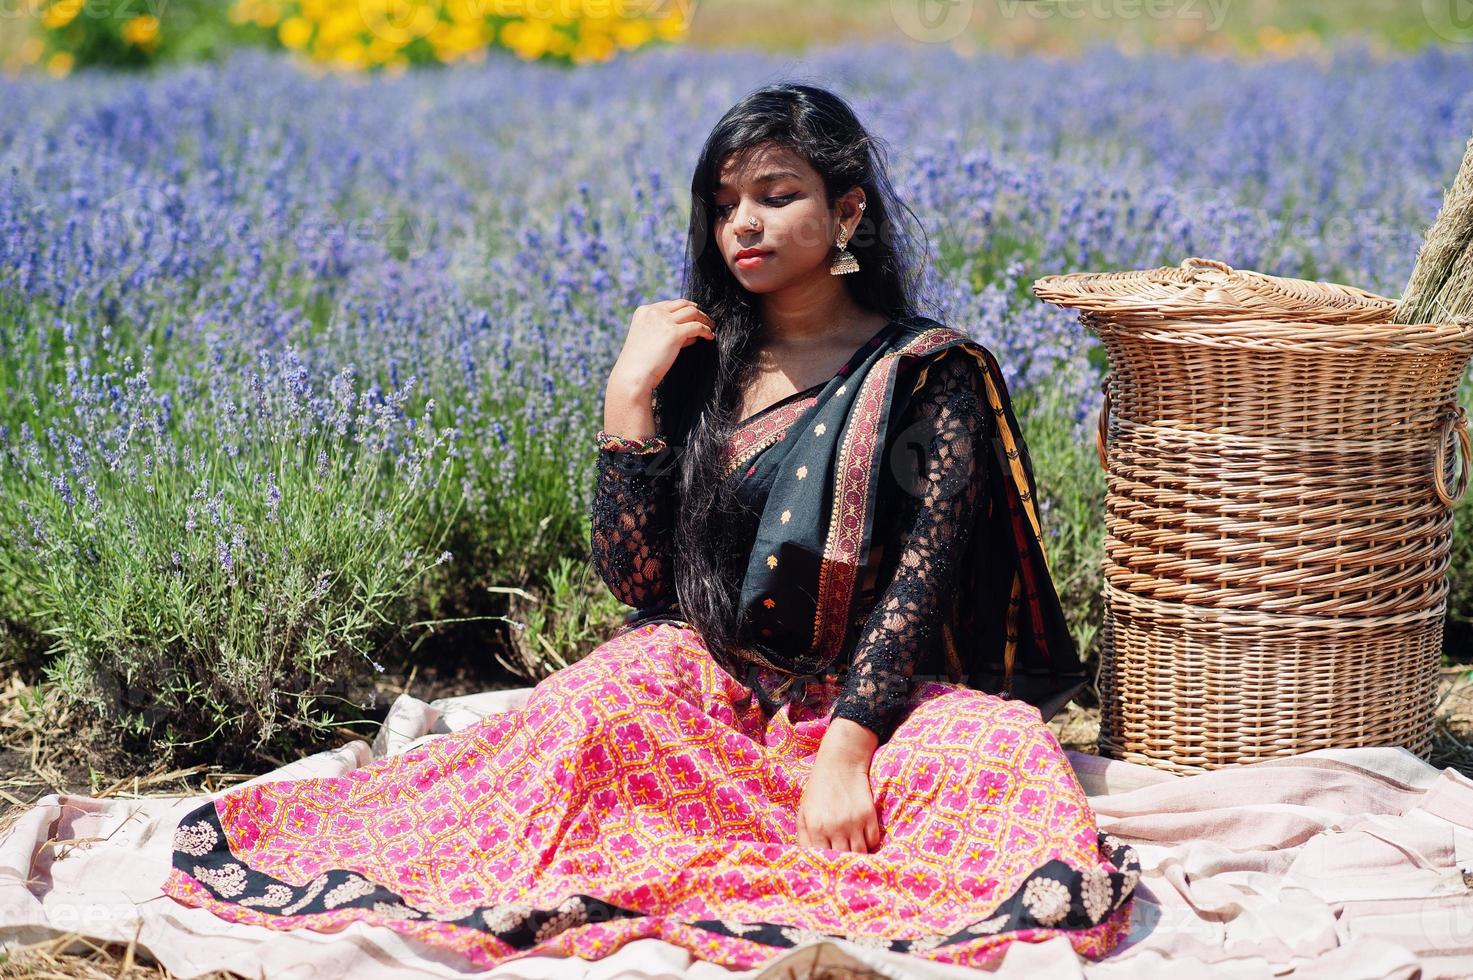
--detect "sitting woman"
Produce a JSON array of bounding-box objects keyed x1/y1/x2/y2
[{"x1": 161, "y1": 82, "x2": 1140, "y2": 971}]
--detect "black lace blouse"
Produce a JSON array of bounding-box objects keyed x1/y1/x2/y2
[{"x1": 590, "y1": 349, "x2": 990, "y2": 744}]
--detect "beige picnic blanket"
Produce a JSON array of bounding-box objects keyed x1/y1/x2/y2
[{"x1": 1, "y1": 687, "x2": 1469, "y2": 978}]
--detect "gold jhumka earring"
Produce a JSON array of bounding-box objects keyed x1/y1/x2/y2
[{"x1": 830, "y1": 200, "x2": 864, "y2": 275}]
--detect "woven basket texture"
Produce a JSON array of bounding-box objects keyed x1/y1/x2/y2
[{"x1": 1033, "y1": 257, "x2": 1473, "y2": 773}]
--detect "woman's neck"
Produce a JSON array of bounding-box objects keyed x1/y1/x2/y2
[{"x1": 756, "y1": 279, "x2": 884, "y2": 351}]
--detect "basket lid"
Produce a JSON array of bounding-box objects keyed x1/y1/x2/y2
[{"x1": 1031, "y1": 256, "x2": 1396, "y2": 324}]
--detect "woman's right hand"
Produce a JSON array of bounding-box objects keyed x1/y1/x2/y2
[{"x1": 609, "y1": 299, "x2": 717, "y2": 396}]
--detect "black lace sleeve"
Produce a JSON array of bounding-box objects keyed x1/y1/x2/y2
[
  {"x1": 829, "y1": 349, "x2": 990, "y2": 743},
  {"x1": 590, "y1": 436, "x2": 680, "y2": 610}
]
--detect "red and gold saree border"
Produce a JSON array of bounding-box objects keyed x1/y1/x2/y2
[
  {"x1": 720, "y1": 395, "x2": 822, "y2": 481},
  {"x1": 809, "y1": 326, "x2": 963, "y2": 665}
]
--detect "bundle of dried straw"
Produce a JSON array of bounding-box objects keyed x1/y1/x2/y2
[{"x1": 1397, "y1": 136, "x2": 1473, "y2": 325}]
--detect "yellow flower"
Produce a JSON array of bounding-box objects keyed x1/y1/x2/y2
[
  {"x1": 252, "y1": 0, "x2": 283, "y2": 29},
  {"x1": 358, "y1": 0, "x2": 439, "y2": 44},
  {"x1": 652, "y1": 9, "x2": 690, "y2": 40},
  {"x1": 571, "y1": 31, "x2": 615, "y2": 64},
  {"x1": 366, "y1": 35, "x2": 400, "y2": 62},
  {"x1": 121, "y1": 14, "x2": 160, "y2": 46},
  {"x1": 612, "y1": 18, "x2": 653, "y2": 50},
  {"x1": 45, "y1": 50, "x2": 74, "y2": 77},
  {"x1": 448, "y1": 22, "x2": 485, "y2": 51},
  {"x1": 279, "y1": 16, "x2": 313, "y2": 49},
  {"x1": 501, "y1": 18, "x2": 552, "y2": 60},
  {"x1": 538, "y1": 0, "x2": 576, "y2": 28},
  {"x1": 446, "y1": 0, "x2": 481, "y2": 23},
  {"x1": 41, "y1": 0, "x2": 83, "y2": 30},
  {"x1": 319, "y1": 10, "x2": 360, "y2": 46},
  {"x1": 333, "y1": 40, "x2": 367, "y2": 68}
]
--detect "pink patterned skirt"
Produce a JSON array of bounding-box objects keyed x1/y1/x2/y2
[{"x1": 161, "y1": 621, "x2": 1139, "y2": 970}]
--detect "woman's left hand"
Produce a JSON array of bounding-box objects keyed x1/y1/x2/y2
[
  {"x1": 797, "y1": 762, "x2": 881, "y2": 853},
  {"x1": 797, "y1": 719, "x2": 882, "y2": 853}
]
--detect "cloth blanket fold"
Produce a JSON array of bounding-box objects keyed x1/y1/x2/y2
[{"x1": 1, "y1": 687, "x2": 1468, "y2": 978}]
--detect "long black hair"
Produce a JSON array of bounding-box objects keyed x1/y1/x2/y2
[{"x1": 656, "y1": 82, "x2": 934, "y2": 674}]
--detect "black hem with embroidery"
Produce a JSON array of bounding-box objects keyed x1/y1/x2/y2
[{"x1": 171, "y1": 799, "x2": 1140, "y2": 951}]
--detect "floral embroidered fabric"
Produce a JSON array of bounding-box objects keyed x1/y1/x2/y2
[
  {"x1": 591, "y1": 350, "x2": 990, "y2": 743},
  {"x1": 160, "y1": 625, "x2": 1140, "y2": 969}
]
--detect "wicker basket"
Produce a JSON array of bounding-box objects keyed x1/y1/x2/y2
[{"x1": 1033, "y1": 256, "x2": 1473, "y2": 774}]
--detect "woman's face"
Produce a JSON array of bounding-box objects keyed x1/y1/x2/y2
[{"x1": 711, "y1": 143, "x2": 862, "y2": 292}]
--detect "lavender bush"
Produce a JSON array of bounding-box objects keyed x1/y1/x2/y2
[
  {"x1": 0, "y1": 295, "x2": 460, "y2": 765},
  {"x1": 3, "y1": 41, "x2": 1472, "y2": 766}
]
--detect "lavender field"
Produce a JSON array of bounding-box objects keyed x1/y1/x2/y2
[{"x1": 3, "y1": 41, "x2": 1472, "y2": 769}]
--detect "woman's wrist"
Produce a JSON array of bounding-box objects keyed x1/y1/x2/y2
[
  {"x1": 816, "y1": 717, "x2": 878, "y2": 772},
  {"x1": 606, "y1": 369, "x2": 659, "y2": 409},
  {"x1": 601, "y1": 371, "x2": 662, "y2": 444}
]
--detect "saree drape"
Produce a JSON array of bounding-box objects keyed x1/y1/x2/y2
[{"x1": 628, "y1": 314, "x2": 1088, "y2": 720}]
